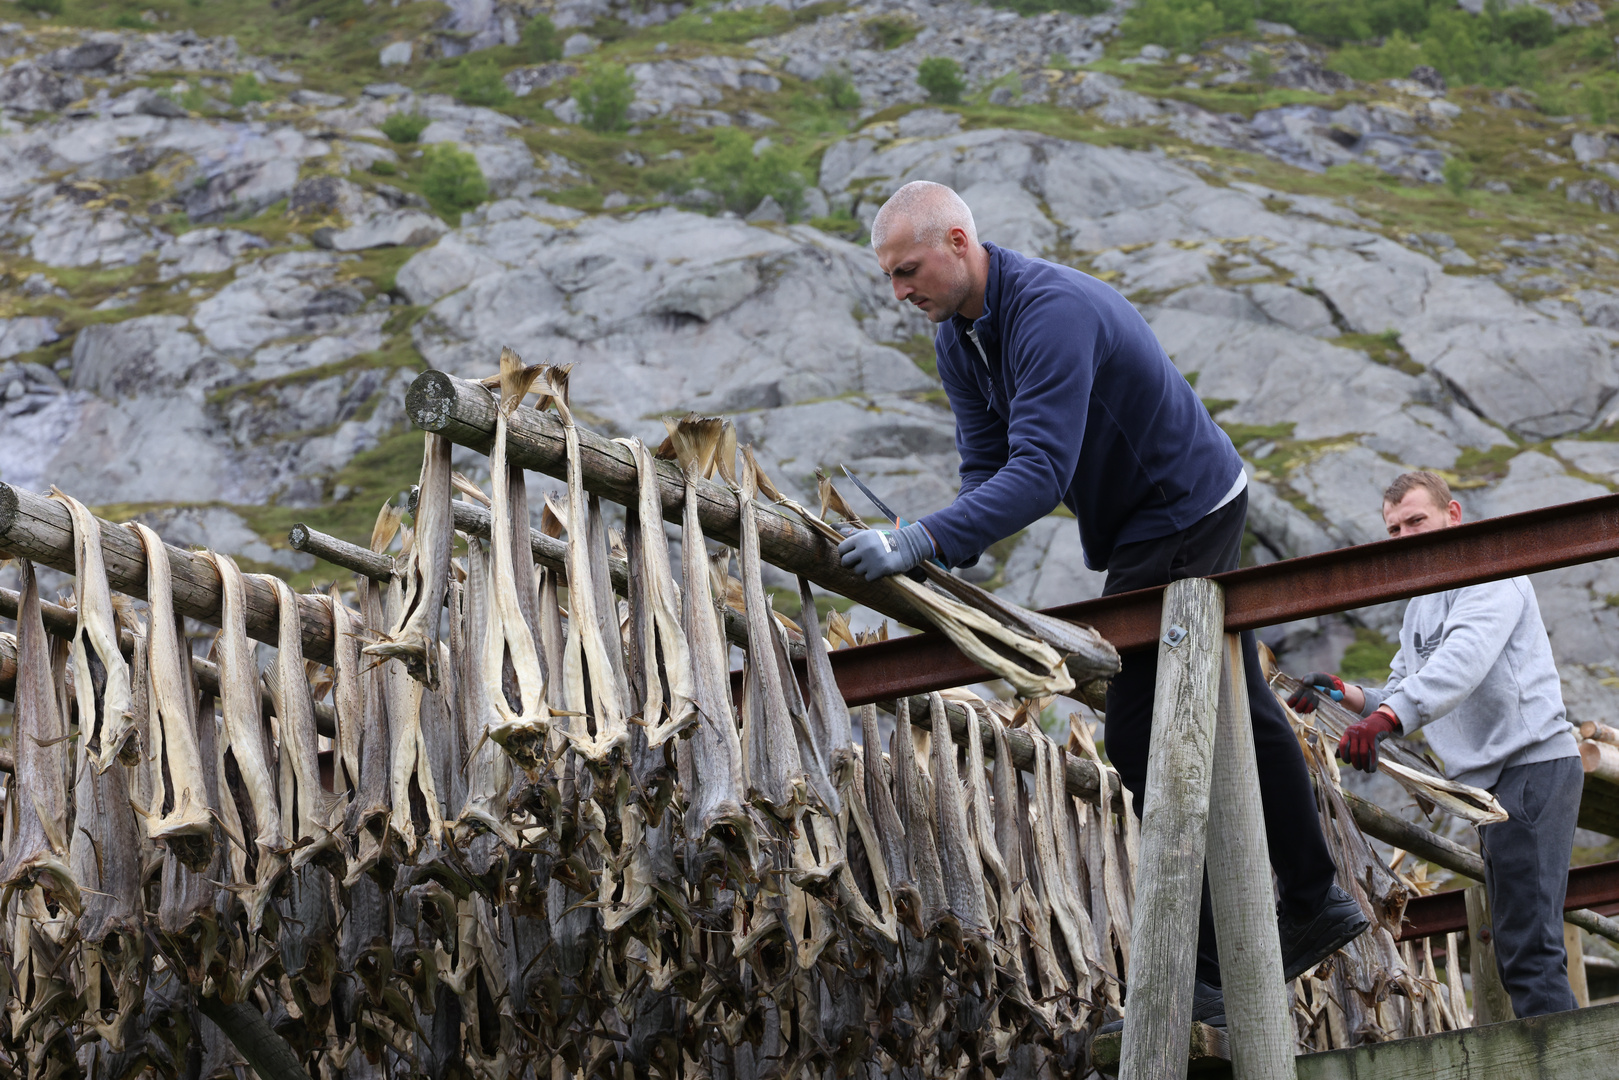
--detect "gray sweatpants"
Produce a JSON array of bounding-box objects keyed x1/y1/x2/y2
[{"x1": 1480, "y1": 756, "x2": 1584, "y2": 1018}]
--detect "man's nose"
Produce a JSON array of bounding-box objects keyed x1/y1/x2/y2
[{"x1": 892, "y1": 279, "x2": 912, "y2": 301}]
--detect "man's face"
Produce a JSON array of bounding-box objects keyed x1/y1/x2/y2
[
  {"x1": 876, "y1": 225, "x2": 972, "y2": 323},
  {"x1": 1383, "y1": 488, "x2": 1463, "y2": 538}
]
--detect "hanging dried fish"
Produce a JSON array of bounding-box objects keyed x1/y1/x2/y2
[
  {"x1": 366, "y1": 432, "x2": 454, "y2": 687},
  {"x1": 892, "y1": 697, "x2": 947, "y2": 936},
  {"x1": 547, "y1": 362, "x2": 628, "y2": 765},
  {"x1": 264, "y1": 575, "x2": 346, "y2": 872},
  {"x1": 50, "y1": 488, "x2": 135, "y2": 770},
  {"x1": 0, "y1": 561, "x2": 79, "y2": 915},
  {"x1": 667, "y1": 415, "x2": 750, "y2": 851},
  {"x1": 130, "y1": 522, "x2": 214, "y2": 872},
  {"x1": 482, "y1": 348, "x2": 552, "y2": 770},
  {"x1": 454, "y1": 534, "x2": 519, "y2": 850},
  {"x1": 929, "y1": 693, "x2": 991, "y2": 949},
  {"x1": 616, "y1": 435, "x2": 697, "y2": 749},
  {"x1": 380, "y1": 567, "x2": 447, "y2": 860},
  {"x1": 205, "y1": 551, "x2": 286, "y2": 929}
]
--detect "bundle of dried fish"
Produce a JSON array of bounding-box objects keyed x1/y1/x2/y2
[{"x1": 1271, "y1": 671, "x2": 1507, "y2": 826}]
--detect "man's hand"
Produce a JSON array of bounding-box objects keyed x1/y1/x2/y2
[
  {"x1": 1287, "y1": 672, "x2": 1346, "y2": 714},
  {"x1": 1336, "y1": 708, "x2": 1400, "y2": 773},
  {"x1": 837, "y1": 522, "x2": 935, "y2": 582}
]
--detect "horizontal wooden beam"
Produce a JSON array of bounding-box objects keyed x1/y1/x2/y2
[{"x1": 0, "y1": 483, "x2": 334, "y2": 664}]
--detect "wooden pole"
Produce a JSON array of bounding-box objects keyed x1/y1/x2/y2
[
  {"x1": 1465, "y1": 885, "x2": 1515, "y2": 1026},
  {"x1": 1578, "y1": 720, "x2": 1619, "y2": 747},
  {"x1": 1206, "y1": 632, "x2": 1296, "y2": 1079},
  {"x1": 287, "y1": 522, "x2": 394, "y2": 582},
  {"x1": 0, "y1": 483, "x2": 334, "y2": 663},
  {"x1": 1565, "y1": 923, "x2": 1589, "y2": 1008},
  {"x1": 405, "y1": 370, "x2": 1119, "y2": 689},
  {"x1": 1580, "y1": 740, "x2": 1619, "y2": 784},
  {"x1": 1120, "y1": 576, "x2": 1225, "y2": 1080}
]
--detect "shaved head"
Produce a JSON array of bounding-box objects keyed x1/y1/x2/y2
[
  {"x1": 871, "y1": 181, "x2": 989, "y2": 323},
  {"x1": 871, "y1": 181, "x2": 979, "y2": 251}
]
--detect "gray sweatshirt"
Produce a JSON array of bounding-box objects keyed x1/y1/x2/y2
[{"x1": 1360, "y1": 576, "x2": 1577, "y2": 791}]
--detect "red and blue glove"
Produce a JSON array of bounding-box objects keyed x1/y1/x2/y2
[
  {"x1": 1286, "y1": 672, "x2": 1345, "y2": 714},
  {"x1": 1337, "y1": 708, "x2": 1400, "y2": 773}
]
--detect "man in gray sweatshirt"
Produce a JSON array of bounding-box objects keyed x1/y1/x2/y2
[{"x1": 1287, "y1": 470, "x2": 1582, "y2": 1018}]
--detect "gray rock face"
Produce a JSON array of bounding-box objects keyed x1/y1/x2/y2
[
  {"x1": 0, "y1": 316, "x2": 59, "y2": 360},
  {"x1": 0, "y1": 61, "x2": 83, "y2": 114}
]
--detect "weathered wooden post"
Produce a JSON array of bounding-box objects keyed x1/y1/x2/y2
[
  {"x1": 1466, "y1": 885, "x2": 1515, "y2": 1025},
  {"x1": 1120, "y1": 577, "x2": 1225, "y2": 1080},
  {"x1": 1206, "y1": 633, "x2": 1297, "y2": 1079}
]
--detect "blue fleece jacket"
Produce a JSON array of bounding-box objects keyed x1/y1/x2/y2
[{"x1": 919, "y1": 243, "x2": 1243, "y2": 572}]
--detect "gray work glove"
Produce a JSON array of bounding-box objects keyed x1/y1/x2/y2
[{"x1": 837, "y1": 522, "x2": 935, "y2": 582}]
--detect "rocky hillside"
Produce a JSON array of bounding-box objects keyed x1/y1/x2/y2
[{"x1": 4, "y1": 0, "x2": 1619, "y2": 762}]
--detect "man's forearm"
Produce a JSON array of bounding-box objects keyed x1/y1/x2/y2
[{"x1": 1342, "y1": 683, "x2": 1366, "y2": 714}]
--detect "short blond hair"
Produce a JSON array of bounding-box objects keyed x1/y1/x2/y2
[{"x1": 1383, "y1": 470, "x2": 1452, "y2": 511}]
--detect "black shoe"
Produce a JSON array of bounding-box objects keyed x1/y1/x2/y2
[
  {"x1": 1280, "y1": 884, "x2": 1370, "y2": 982},
  {"x1": 1096, "y1": 979, "x2": 1226, "y2": 1036}
]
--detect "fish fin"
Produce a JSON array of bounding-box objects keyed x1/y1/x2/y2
[
  {"x1": 541, "y1": 496, "x2": 568, "y2": 538},
  {"x1": 450, "y1": 471, "x2": 492, "y2": 506},
  {"x1": 498, "y1": 346, "x2": 546, "y2": 416},
  {"x1": 369, "y1": 501, "x2": 404, "y2": 554}
]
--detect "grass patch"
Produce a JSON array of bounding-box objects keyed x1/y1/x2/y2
[
  {"x1": 1337, "y1": 330, "x2": 1424, "y2": 376},
  {"x1": 864, "y1": 13, "x2": 920, "y2": 50},
  {"x1": 895, "y1": 333, "x2": 939, "y2": 378},
  {"x1": 1339, "y1": 626, "x2": 1399, "y2": 684}
]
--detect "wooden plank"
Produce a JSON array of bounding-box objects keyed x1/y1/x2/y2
[
  {"x1": 1295, "y1": 1000, "x2": 1619, "y2": 1080},
  {"x1": 1205, "y1": 632, "x2": 1296, "y2": 1079},
  {"x1": 1120, "y1": 577, "x2": 1226, "y2": 1080},
  {"x1": 1466, "y1": 885, "x2": 1514, "y2": 1026}
]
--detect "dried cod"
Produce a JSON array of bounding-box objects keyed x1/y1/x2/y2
[{"x1": 51, "y1": 487, "x2": 136, "y2": 770}]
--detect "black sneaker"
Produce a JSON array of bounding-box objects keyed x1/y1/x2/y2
[
  {"x1": 1096, "y1": 979, "x2": 1226, "y2": 1036},
  {"x1": 1280, "y1": 884, "x2": 1370, "y2": 982}
]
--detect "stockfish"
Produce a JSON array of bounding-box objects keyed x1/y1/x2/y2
[
  {"x1": 0, "y1": 561, "x2": 79, "y2": 914},
  {"x1": 666, "y1": 415, "x2": 750, "y2": 851},
  {"x1": 205, "y1": 551, "x2": 286, "y2": 929},
  {"x1": 367, "y1": 432, "x2": 453, "y2": 686},
  {"x1": 51, "y1": 488, "x2": 135, "y2": 770},
  {"x1": 617, "y1": 435, "x2": 698, "y2": 749},
  {"x1": 130, "y1": 522, "x2": 214, "y2": 872}
]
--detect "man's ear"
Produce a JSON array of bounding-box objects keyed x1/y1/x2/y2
[
  {"x1": 1447, "y1": 499, "x2": 1463, "y2": 526},
  {"x1": 949, "y1": 226, "x2": 970, "y2": 255}
]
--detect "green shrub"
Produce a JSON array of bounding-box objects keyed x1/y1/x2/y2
[
  {"x1": 381, "y1": 112, "x2": 431, "y2": 143},
  {"x1": 686, "y1": 127, "x2": 807, "y2": 219},
  {"x1": 455, "y1": 55, "x2": 513, "y2": 107},
  {"x1": 1491, "y1": 3, "x2": 1554, "y2": 48},
  {"x1": 113, "y1": 13, "x2": 147, "y2": 28},
  {"x1": 1126, "y1": 0, "x2": 1226, "y2": 52},
  {"x1": 577, "y1": 62, "x2": 635, "y2": 132},
  {"x1": 229, "y1": 74, "x2": 271, "y2": 108},
  {"x1": 368, "y1": 159, "x2": 399, "y2": 176},
  {"x1": 1330, "y1": 30, "x2": 1425, "y2": 81},
  {"x1": 1587, "y1": 85, "x2": 1613, "y2": 124},
  {"x1": 1442, "y1": 156, "x2": 1473, "y2": 196},
  {"x1": 523, "y1": 15, "x2": 563, "y2": 62},
  {"x1": 917, "y1": 57, "x2": 966, "y2": 105},
  {"x1": 990, "y1": 0, "x2": 1110, "y2": 15},
  {"x1": 1248, "y1": 49, "x2": 1275, "y2": 81},
  {"x1": 179, "y1": 85, "x2": 210, "y2": 112},
  {"x1": 864, "y1": 14, "x2": 920, "y2": 50},
  {"x1": 421, "y1": 144, "x2": 489, "y2": 218},
  {"x1": 818, "y1": 67, "x2": 861, "y2": 109},
  {"x1": 19, "y1": 0, "x2": 63, "y2": 15}
]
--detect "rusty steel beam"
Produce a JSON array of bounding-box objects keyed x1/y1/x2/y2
[
  {"x1": 825, "y1": 492, "x2": 1619, "y2": 705},
  {"x1": 1398, "y1": 859, "x2": 1619, "y2": 940}
]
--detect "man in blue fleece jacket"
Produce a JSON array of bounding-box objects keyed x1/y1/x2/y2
[
  {"x1": 838, "y1": 182, "x2": 1366, "y2": 1022},
  {"x1": 1290, "y1": 470, "x2": 1582, "y2": 1018}
]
